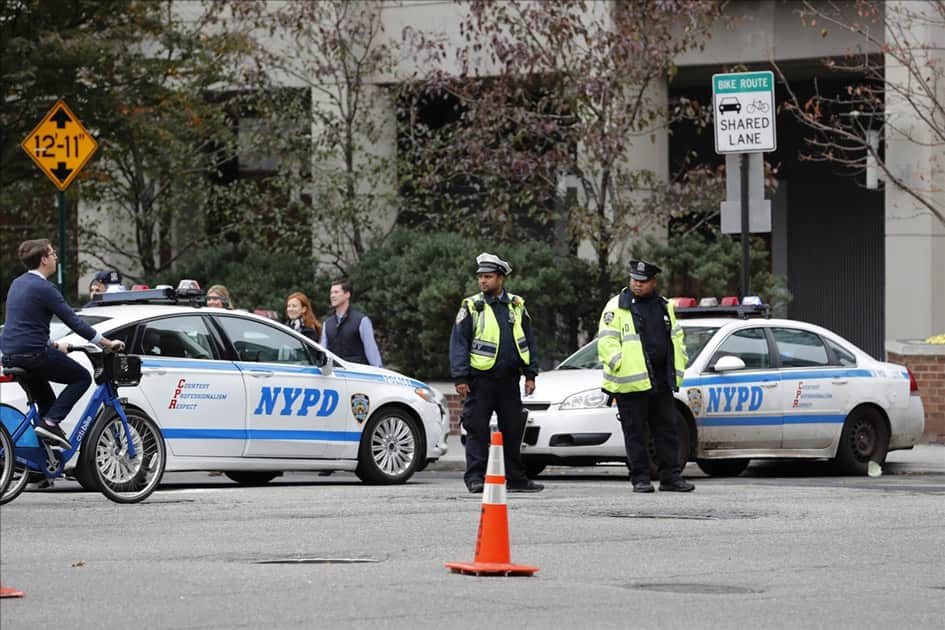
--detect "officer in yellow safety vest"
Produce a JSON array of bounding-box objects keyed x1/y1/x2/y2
[
  {"x1": 598, "y1": 259, "x2": 695, "y2": 493},
  {"x1": 449, "y1": 252, "x2": 542, "y2": 494}
]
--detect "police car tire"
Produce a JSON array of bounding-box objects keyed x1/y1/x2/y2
[
  {"x1": 355, "y1": 409, "x2": 421, "y2": 485},
  {"x1": 835, "y1": 406, "x2": 889, "y2": 475},
  {"x1": 696, "y1": 458, "x2": 750, "y2": 477},
  {"x1": 224, "y1": 471, "x2": 280, "y2": 486},
  {"x1": 72, "y1": 459, "x2": 100, "y2": 492}
]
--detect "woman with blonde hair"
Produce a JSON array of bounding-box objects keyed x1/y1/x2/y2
[
  {"x1": 285, "y1": 291, "x2": 321, "y2": 342},
  {"x1": 206, "y1": 284, "x2": 234, "y2": 309}
]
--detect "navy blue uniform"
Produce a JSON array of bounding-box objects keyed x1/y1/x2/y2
[
  {"x1": 1, "y1": 272, "x2": 99, "y2": 422},
  {"x1": 449, "y1": 291, "x2": 539, "y2": 486}
]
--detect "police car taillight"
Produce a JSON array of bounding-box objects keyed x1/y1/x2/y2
[
  {"x1": 908, "y1": 369, "x2": 919, "y2": 393},
  {"x1": 0, "y1": 373, "x2": 14, "y2": 383}
]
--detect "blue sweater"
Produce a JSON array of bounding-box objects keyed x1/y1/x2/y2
[{"x1": 1, "y1": 271, "x2": 99, "y2": 355}]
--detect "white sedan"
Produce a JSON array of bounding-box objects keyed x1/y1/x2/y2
[
  {"x1": 0, "y1": 296, "x2": 449, "y2": 486},
  {"x1": 519, "y1": 316, "x2": 925, "y2": 477}
]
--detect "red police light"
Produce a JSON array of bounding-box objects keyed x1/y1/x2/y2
[
  {"x1": 674, "y1": 297, "x2": 697, "y2": 308},
  {"x1": 721, "y1": 296, "x2": 739, "y2": 306},
  {"x1": 131, "y1": 284, "x2": 150, "y2": 291}
]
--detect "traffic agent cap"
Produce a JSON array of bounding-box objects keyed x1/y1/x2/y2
[
  {"x1": 476, "y1": 252, "x2": 512, "y2": 276},
  {"x1": 629, "y1": 259, "x2": 661, "y2": 281},
  {"x1": 94, "y1": 269, "x2": 122, "y2": 285}
]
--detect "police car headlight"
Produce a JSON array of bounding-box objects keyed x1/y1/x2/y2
[
  {"x1": 559, "y1": 389, "x2": 609, "y2": 410},
  {"x1": 415, "y1": 387, "x2": 437, "y2": 404}
]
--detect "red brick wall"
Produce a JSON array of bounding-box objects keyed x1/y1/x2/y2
[
  {"x1": 445, "y1": 392, "x2": 463, "y2": 435},
  {"x1": 887, "y1": 350, "x2": 945, "y2": 443}
]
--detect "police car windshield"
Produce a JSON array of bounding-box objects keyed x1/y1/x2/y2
[
  {"x1": 49, "y1": 315, "x2": 111, "y2": 340},
  {"x1": 556, "y1": 325, "x2": 720, "y2": 370}
]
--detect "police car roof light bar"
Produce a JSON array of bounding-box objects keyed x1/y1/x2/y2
[
  {"x1": 673, "y1": 296, "x2": 770, "y2": 320},
  {"x1": 84, "y1": 286, "x2": 210, "y2": 308}
]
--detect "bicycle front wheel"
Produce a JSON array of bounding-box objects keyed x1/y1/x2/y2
[
  {"x1": 0, "y1": 422, "x2": 16, "y2": 499},
  {"x1": 84, "y1": 409, "x2": 166, "y2": 504}
]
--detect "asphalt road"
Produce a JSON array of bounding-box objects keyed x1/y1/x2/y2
[{"x1": 1, "y1": 446, "x2": 943, "y2": 629}]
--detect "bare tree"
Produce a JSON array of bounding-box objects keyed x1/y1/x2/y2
[{"x1": 775, "y1": 0, "x2": 944, "y2": 227}]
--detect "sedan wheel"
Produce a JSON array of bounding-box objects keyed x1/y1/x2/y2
[
  {"x1": 835, "y1": 407, "x2": 889, "y2": 475},
  {"x1": 355, "y1": 409, "x2": 421, "y2": 484}
]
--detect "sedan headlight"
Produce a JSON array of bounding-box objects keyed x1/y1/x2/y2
[{"x1": 559, "y1": 388, "x2": 610, "y2": 410}]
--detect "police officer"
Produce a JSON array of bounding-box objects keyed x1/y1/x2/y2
[
  {"x1": 597, "y1": 259, "x2": 694, "y2": 493},
  {"x1": 450, "y1": 252, "x2": 542, "y2": 494}
]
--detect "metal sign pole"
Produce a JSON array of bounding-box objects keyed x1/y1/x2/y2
[
  {"x1": 57, "y1": 190, "x2": 66, "y2": 292},
  {"x1": 740, "y1": 153, "x2": 750, "y2": 297}
]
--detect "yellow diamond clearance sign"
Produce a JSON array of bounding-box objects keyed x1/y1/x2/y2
[{"x1": 20, "y1": 100, "x2": 98, "y2": 191}]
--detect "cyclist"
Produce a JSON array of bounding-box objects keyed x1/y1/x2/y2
[{"x1": 0, "y1": 239, "x2": 124, "y2": 449}]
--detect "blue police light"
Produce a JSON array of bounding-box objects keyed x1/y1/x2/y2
[{"x1": 742, "y1": 296, "x2": 764, "y2": 306}]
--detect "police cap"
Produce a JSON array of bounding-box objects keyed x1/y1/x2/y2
[
  {"x1": 476, "y1": 252, "x2": 512, "y2": 276},
  {"x1": 628, "y1": 259, "x2": 661, "y2": 281},
  {"x1": 94, "y1": 269, "x2": 122, "y2": 285}
]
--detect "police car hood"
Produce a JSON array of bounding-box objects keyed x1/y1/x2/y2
[{"x1": 524, "y1": 368, "x2": 604, "y2": 405}]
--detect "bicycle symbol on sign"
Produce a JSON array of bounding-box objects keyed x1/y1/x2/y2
[{"x1": 745, "y1": 99, "x2": 769, "y2": 114}]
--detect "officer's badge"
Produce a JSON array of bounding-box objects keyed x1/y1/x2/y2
[
  {"x1": 455, "y1": 306, "x2": 468, "y2": 324},
  {"x1": 637, "y1": 261, "x2": 646, "y2": 272},
  {"x1": 603, "y1": 311, "x2": 615, "y2": 325},
  {"x1": 351, "y1": 393, "x2": 370, "y2": 424},
  {"x1": 686, "y1": 388, "x2": 703, "y2": 417}
]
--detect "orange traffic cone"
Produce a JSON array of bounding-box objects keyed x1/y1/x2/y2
[
  {"x1": 0, "y1": 584, "x2": 25, "y2": 598},
  {"x1": 446, "y1": 431, "x2": 538, "y2": 576}
]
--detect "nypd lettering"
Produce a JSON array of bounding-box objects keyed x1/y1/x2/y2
[
  {"x1": 253, "y1": 386, "x2": 340, "y2": 417},
  {"x1": 706, "y1": 385, "x2": 764, "y2": 413}
]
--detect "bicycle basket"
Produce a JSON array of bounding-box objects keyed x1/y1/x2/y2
[{"x1": 105, "y1": 354, "x2": 142, "y2": 387}]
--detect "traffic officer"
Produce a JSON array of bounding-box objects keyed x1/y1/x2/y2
[
  {"x1": 450, "y1": 252, "x2": 542, "y2": 494},
  {"x1": 597, "y1": 259, "x2": 694, "y2": 493}
]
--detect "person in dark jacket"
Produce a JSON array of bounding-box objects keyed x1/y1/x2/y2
[
  {"x1": 449, "y1": 252, "x2": 542, "y2": 494},
  {"x1": 1, "y1": 239, "x2": 124, "y2": 449},
  {"x1": 285, "y1": 291, "x2": 322, "y2": 342},
  {"x1": 319, "y1": 279, "x2": 382, "y2": 367}
]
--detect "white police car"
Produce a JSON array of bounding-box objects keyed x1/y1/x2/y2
[
  {"x1": 0, "y1": 286, "x2": 449, "y2": 486},
  {"x1": 519, "y1": 302, "x2": 925, "y2": 477}
]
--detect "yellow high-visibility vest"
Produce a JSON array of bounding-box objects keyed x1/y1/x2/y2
[
  {"x1": 463, "y1": 293, "x2": 530, "y2": 370},
  {"x1": 597, "y1": 293, "x2": 686, "y2": 393}
]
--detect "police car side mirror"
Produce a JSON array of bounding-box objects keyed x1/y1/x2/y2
[
  {"x1": 714, "y1": 355, "x2": 747, "y2": 372},
  {"x1": 322, "y1": 356, "x2": 334, "y2": 376}
]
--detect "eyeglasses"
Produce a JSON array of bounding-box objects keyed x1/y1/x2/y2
[{"x1": 45, "y1": 250, "x2": 58, "y2": 258}]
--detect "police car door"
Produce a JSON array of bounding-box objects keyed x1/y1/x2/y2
[
  {"x1": 771, "y1": 327, "x2": 849, "y2": 450},
  {"x1": 700, "y1": 326, "x2": 782, "y2": 450},
  {"x1": 213, "y1": 316, "x2": 348, "y2": 458},
  {"x1": 136, "y1": 315, "x2": 246, "y2": 457}
]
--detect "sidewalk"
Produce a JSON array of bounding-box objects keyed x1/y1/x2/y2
[{"x1": 429, "y1": 441, "x2": 945, "y2": 474}]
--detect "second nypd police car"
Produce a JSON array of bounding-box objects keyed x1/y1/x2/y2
[
  {"x1": 517, "y1": 305, "x2": 925, "y2": 477},
  {"x1": 0, "y1": 287, "x2": 449, "y2": 486}
]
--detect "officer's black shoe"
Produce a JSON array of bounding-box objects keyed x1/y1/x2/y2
[
  {"x1": 659, "y1": 479, "x2": 695, "y2": 492},
  {"x1": 467, "y1": 480, "x2": 484, "y2": 494},
  {"x1": 632, "y1": 481, "x2": 655, "y2": 493},
  {"x1": 507, "y1": 479, "x2": 544, "y2": 493},
  {"x1": 33, "y1": 420, "x2": 71, "y2": 450}
]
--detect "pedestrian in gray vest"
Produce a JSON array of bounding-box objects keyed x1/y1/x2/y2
[{"x1": 319, "y1": 278, "x2": 382, "y2": 367}]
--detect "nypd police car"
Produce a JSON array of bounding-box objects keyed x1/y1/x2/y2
[
  {"x1": 518, "y1": 303, "x2": 925, "y2": 477},
  {"x1": 0, "y1": 286, "x2": 449, "y2": 486}
]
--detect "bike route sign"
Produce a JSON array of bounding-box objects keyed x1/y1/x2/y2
[
  {"x1": 20, "y1": 99, "x2": 98, "y2": 191},
  {"x1": 712, "y1": 71, "x2": 776, "y2": 154}
]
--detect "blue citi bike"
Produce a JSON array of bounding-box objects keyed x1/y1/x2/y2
[{"x1": 0, "y1": 344, "x2": 166, "y2": 504}]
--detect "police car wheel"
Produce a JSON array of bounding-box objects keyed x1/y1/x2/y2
[
  {"x1": 355, "y1": 409, "x2": 421, "y2": 485},
  {"x1": 224, "y1": 471, "x2": 280, "y2": 486},
  {"x1": 696, "y1": 458, "x2": 750, "y2": 477},
  {"x1": 72, "y1": 459, "x2": 101, "y2": 492},
  {"x1": 835, "y1": 407, "x2": 889, "y2": 475}
]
